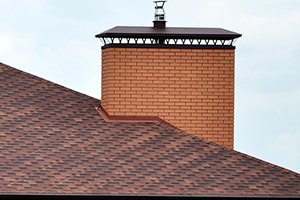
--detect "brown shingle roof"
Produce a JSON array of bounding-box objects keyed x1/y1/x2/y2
[{"x1": 0, "y1": 62, "x2": 300, "y2": 196}]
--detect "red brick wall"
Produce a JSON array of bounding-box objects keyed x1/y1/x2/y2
[{"x1": 101, "y1": 47, "x2": 235, "y2": 149}]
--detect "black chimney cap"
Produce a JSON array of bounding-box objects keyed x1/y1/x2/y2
[{"x1": 96, "y1": 26, "x2": 242, "y2": 40}]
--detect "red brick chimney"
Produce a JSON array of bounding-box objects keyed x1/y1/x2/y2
[{"x1": 96, "y1": 1, "x2": 241, "y2": 149}]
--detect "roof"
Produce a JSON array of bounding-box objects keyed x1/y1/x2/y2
[
  {"x1": 0, "y1": 62, "x2": 300, "y2": 197},
  {"x1": 95, "y1": 26, "x2": 242, "y2": 40}
]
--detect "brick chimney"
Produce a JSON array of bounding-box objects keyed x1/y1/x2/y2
[{"x1": 96, "y1": 1, "x2": 241, "y2": 149}]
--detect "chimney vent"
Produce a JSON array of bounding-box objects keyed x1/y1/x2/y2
[{"x1": 153, "y1": 0, "x2": 167, "y2": 28}]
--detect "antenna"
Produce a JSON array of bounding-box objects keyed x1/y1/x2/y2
[{"x1": 153, "y1": 0, "x2": 167, "y2": 28}]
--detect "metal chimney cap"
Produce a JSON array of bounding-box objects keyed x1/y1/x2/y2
[
  {"x1": 153, "y1": 0, "x2": 167, "y2": 21},
  {"x1": 153, "y1": 0, "x2": 167, "y2": 28},
  {"x1": 153, "y1": 0, "x2": 167, "y2": 3}
]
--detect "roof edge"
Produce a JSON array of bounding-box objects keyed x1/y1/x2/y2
[
  {"x1": 1, "y1": 193, "x2": 300, "y2": 199},
  {"x1": 95, "y1": 26, "x2": 242, "y2": 39},
  {"x1": 200, "y1": 134, "x2": 300, "y2": 178},
  {"x1": 230, "y1": 149, "x2": 300, "y2": 178},
  {"x1": 0, "y1": 62, "x2": 99, "y2": 102}
]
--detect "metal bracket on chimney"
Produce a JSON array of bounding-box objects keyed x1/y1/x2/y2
[{"x1": 98, "y1": 36, "x2": 235, "y2": 47}]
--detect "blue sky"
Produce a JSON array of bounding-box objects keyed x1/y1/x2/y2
[{"x1": 1, "y1": 0, "x2": 300, "y2": 173}]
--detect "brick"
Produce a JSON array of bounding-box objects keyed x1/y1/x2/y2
[{"x1": 102, "y1": 47, "x2": 235, "y2": 149}]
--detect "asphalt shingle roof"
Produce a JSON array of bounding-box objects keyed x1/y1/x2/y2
[{"x1": 0, "y1": 62, "x2": 299, "y2": 196}]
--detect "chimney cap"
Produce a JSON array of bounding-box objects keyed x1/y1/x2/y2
[
  {"x1": 96, "y1": 26, "x2": 242, "y2": 40},
  {"x1": 153, "y1": 0, "x2": 167, "y2": 28},
  {"x1": 95, "y1": 26, "x2": 242, "y2": 47}
]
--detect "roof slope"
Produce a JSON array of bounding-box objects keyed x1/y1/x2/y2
[{"x1": 0, "y1": 62, "x2": 300, "y2": 196}]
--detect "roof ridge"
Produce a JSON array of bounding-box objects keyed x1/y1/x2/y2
[{"x1": 0, "y1": 62, "x2": 99, "y2": 102}]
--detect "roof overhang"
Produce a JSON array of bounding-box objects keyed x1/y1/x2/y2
[
  {"x1": 95, "y1": 26, "x2": 242, "y2": 47},
  {"x1": 96, "y1": 26, "x2": 242, "y2": 40}
]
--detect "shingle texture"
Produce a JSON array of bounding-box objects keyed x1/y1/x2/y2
[{"x1": 0, "y1": 62, "x2": 300, "y2": 196}]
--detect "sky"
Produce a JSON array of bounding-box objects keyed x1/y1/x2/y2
[{"x1": 1, "y1": 0, "x2": 300, "y2": 174}]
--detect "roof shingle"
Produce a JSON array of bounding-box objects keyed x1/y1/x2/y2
[{"x1": 0, "y1": 62, "x2": 299, "y2": 196}]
